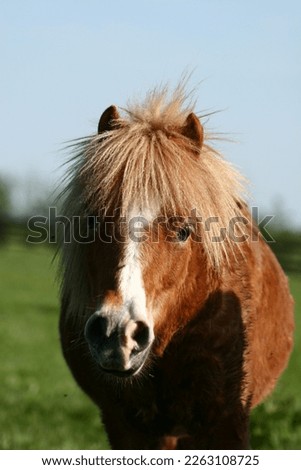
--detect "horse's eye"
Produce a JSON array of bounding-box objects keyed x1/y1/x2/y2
[{"x1": 176, "y1": 226, "x2": 191, "y2": 242}]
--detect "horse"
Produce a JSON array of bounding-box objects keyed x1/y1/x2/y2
[{"x1": 58, "y1": 84, "x2": 294, "y2": 449}]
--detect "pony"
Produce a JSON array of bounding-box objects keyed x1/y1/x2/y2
[{"x1": 59, "y1": 84, "x2": 294, "y2": 449}]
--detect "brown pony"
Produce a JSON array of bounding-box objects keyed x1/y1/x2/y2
[{"x1": 59, "y1": 84, "x2": 294, "y2": 449}]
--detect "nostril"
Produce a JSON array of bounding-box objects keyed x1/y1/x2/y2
[
  {"x1": 132, "y1": 321, "x2": 150, "y2": 351},
  {"x1": 84, "y1": 314, "x2": 107, "y2": 346}
]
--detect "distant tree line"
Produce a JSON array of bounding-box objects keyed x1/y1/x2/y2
[
  {"x1": 268, "y1": 230, "x2": 301, "y2": 274},
  {"x1": 0, "y1": 177, "x2": 10, "y2": 243}
]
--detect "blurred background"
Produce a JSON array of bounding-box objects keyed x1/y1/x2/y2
[{"x1": 0, "y1": 0, "x2": 300, "y2": 449}]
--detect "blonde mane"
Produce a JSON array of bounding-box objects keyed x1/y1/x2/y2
[{"x1": 63, "y1": 84, "x2": 249, "y2": 269}]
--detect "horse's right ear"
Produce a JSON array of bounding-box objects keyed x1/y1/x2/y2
[
  {"x1": 98, "y1": 105, "x2": 120, "y2": 134},
  {"x1": 181, "y1": 113, "x2": 204, "y2": 152}
]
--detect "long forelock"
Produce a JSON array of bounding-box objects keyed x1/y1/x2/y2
[{"x1": 63, "y1": 85, "x2": 249, "y2": 268}]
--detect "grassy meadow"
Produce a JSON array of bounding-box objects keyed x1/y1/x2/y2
[{"x1": 0, "y1": 242, "x2": 300, "y2": 449}]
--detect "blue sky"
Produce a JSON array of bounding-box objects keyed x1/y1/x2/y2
[{"x1": 1, "y1": 0, "x2": 300, "y2": 225}]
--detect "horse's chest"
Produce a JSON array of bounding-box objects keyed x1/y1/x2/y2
[{"x1": 125, "y1": 370, "x2": 198, "y2": 433}]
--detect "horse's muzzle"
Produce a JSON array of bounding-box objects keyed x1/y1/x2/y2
[{"x1": 84, "y1": 312, "x2": 153, "y2": 377}]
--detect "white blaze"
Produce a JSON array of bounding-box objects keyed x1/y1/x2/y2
[
  {"x1": 118, "y1": 207, "x2": 155, "y2": 326},
  {"x1": 119, "y1": 236, "x2": 148, "y2": 323}
]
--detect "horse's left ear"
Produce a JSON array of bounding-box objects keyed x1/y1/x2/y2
[
  {"x1": 181, "y1": 113, "x2": 204, "y2": 152},
  {"x1": 98, "y1": 105, "x2": 120, "y2": 134}
]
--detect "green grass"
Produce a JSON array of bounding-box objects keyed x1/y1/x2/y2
[
  {"x1": 0, "y1": 243, "x2": 109, "y2": 450},
  {"x1": 0, "y1": 242, "x2": 300, "y2": 449}
]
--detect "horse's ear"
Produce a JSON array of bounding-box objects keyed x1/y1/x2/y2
[
  {"x1": 98, "y1": 105, "x2": 120, "y2": 134},
  {"x1": 181, "y1": 113, "x2": 203, "y2": 152}
]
